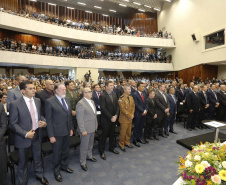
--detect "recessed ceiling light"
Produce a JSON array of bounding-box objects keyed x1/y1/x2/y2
[
  {"x1": 133, "y1": 2, "x2": 141, "y2": 5},
  {"x1": 154, "y1": 8, "x2": 160, "y2": 11},
  {"x1": 85, "y1": 10, "x2": 92, "y2": 13},
  {"x1": 165, "y1": 0, "x2": 171, "y2": 2},
  {"x1": 29, "y1": 0, "x2": 37, "y2": 2},
  {"x1": 67, "y1": 7, "x2": 74, "y2": 9},
  {"x1": 78, "y1": 2, "x2": 86, "y2": 5},
  {"x1": 124, "y1": 0, "x2": 129, "y2": 2},
  {"x1": 144, "y1": 5, "x2": 151, "y2": 8},
  {"x1": 102, "y1": 14, "x2": 109, "y2": 16},
  {"x1": 48, "y1": 3, "x2": 56, "y2": 6},
  {"x1": 109, "y1": 9, "x2": 116, "y2": 12},
  {"x1": 119, "y1": 4, "x2": 127, "y2": 7},
  {"x1": 138, "y1": 9, "x2": 145, "y2": 12},
  {"x1": 94, "y1": 6, "x2": 102, "y2": 9}
]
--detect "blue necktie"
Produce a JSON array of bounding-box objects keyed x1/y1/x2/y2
[{"x1": 61, "y1": 98, "x2": 68, "y2": 112}]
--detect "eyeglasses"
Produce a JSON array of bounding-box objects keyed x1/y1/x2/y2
[{"x1": 84, "y1": 91, "x2": 92, "y2": 93}]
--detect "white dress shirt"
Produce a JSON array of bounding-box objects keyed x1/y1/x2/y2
[
  {"x1": 55, "y1": 94, "x2": 68, "y2": 110},
  {"x1": 84, "y1": 97, "x2": 95, "y2": 113},
  {"x1": 23, "y1": 96, "x2": 38, "y2": 129}
]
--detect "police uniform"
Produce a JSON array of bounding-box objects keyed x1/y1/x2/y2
[{"x1": 118, "y1": 93, "x2": 135, "y2": 148}]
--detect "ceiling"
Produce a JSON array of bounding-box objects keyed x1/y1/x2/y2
[{"x1": 39, "y1": 0, "x2": 172, "y2": 18}]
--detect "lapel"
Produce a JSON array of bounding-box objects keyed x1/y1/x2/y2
[
  {"x1": 20, "y1": 97, "x2": 32, "y2": 121},
  {"x1": 82, "y1": 98, "x2": 96, "y2": 114},
  {"x1": 54, "y1": 95, "x2": 68, "y2": 113},
  {"x1": 34, "y1": 98, "x2": 40, "y2": 119},
  {"x1": 104, "y1": 91, "x2": 114, "y2": 105},
  {"x1": 136, "y1": 91, "x2": 144, "y2": 103}
]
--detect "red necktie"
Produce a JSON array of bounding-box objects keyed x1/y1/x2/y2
[
  {"x1": 141, "y1": 93, "x2": 144, "y2": 102},
  {"x1": 97, "y1": 92, "x2": 100, "y2": 98}
]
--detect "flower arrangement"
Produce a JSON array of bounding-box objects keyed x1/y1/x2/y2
[{"x1": 176, "y1": 142, "x2": 226, "y2": 185}]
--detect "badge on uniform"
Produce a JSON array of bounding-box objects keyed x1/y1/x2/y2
[{"x1": 119, "y1": 100, "x2": 122, "y2": 102}]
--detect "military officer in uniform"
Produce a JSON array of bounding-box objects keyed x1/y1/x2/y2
[
  {"x1": 118, "y1": 85, "x2": 135, "y2": 152},
  {"x1": 65, "y1": 81, "x2": 79, "y2": 133}
]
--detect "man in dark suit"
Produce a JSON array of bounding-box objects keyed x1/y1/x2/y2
[
  {"x1": 0, "y1": 102, "x2": 7, "y2": 185},
  {"x1": 155, "y1": 84, "x2": 170, "y2": 138},
  {"x1": 144, "y1": 90, "x2": 158, "y2": 141},
  {"x1": 165, "y1": 87, "x2": 177, "y2": 135},
  {"x1": 184, "y1": 82, "x2": 194, "y2": 99},
  {"x1": 9, "y1": 81, "x2": 49, "y2": 185},
  {"x1": 45, "y1": 83, "x2": 74, "y2": 182},
  {"x1": 35, "y1": 80, "x2": 54, "y2": 117},
  {"x1": 92, "y1": 84, "x2": 101, "y2": 128},
  {"x1": 176, "y1": 83, "x2": 186, "y2": 104},
  {"x1": 98, "y1": 80, "x2": 120, "y2": 160},
  {"x1": 216, "y1": 85, "x2": 226, "y2": 122},
  {"x1": 197, "y1": 85, "x2": 209, "y2": 129},
  {"x1": 116, "y1": 79, "x2": 127, "y2": 99},
  {"x1": 130, "y1": 80, "x2": 136, "y2": 95},
  {"x1": 7, "y1": 75, "x2": 26, "y2": 110},
  {"x1": 186, "y1": 86, "x2": 200, "y2": 131},
  {"x1": 132, "y1": 82, "x2": 148, "y2": 146},
  {"x1": 207, "y1": 84, "x2": 219, "y2": 120}
]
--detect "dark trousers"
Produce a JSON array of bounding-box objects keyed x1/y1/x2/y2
[
  {"x1": 97, "y1": 115, "x2": 101, "y2": 130},
  {"x1": 207, "y1": 106, "x2": 216, "y2": 120},
  {"x1": 165, "y1": 112, "x2": 176, "y2": 132},
  {"x1": 216, "y1": 108, "x2": 226, "y2": 122},
  {"x1": 157, "y1": 113, "x2": 167, "y2": 135},
  {"x1": 0, "y1": 140, "x2": 7, "y2": 185},
  {"x1": 51, "y1": 135, "x2": 70, "y2": 176},
  {"x1": 133, "y1": 116, "x2": 146, "y2": 141},
  {"x1": 197, "y1": 109, "x2": 207, "y2": 126},
  {"x1": 144, "y1": 118, "x2": 158, "y2": 138},
  {"x1": 187, "y1": 111, "x2": 198, "y2": 129},
  {"x1": 98, "y1": 121, "x2": 116, "y2": 152},
  {"x1": 18, "y1": 131, "x2": 43, "y2": 185}
]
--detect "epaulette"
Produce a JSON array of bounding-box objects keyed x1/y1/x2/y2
[{"x1": 120, "y1": 95, "x2": 124, "y2": 98}]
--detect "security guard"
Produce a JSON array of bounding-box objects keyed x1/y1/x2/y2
[{"x1": 118, "y1": 85, "x2": 135, "y2": 152}]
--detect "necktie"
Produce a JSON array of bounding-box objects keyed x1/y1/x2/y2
[
  {"x1": 204, "y1": 93, "x2": 207, "y2": 104},
  {"x1": 213, "y1": 91, "x2": 217, "y2": 100},
  {"x1": 162, "y1": 93, "x2": 167, "y2": 103},
  {"x1": 109, "y1": 93, "x2": 113, "y2": 102},
  {"x1": 181, "y1": 89, "x2": 184, "y2": 95},
  {"x1": 61, "y1": 98, "x2": 68, "y2": 112},
  {"x1": 4, "y1": 104, "x2": 7, "y2": 113},
  {"x1": 29, "y1": 99, "x2": 37, "y2": 130},
  {"x1": 172, "y1": 95, "x2": 176, "y2": 104},
  {"x1": 97, "y1": 92, "x2": 100, "y2": 98},
  {"x1": 141, "y1": 93, "x2": 144, "y2": 102}
]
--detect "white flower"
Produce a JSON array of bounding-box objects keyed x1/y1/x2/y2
[
  {"x1": 186, "y1": 154, "x2": 192, "y2": 160},
  {"x1": 201, "y1": 161, "x2": 210, "y2": 168},
  {"x1": 194, "y1": 155, "x2": 201, "y2": 161},
  {"x1": 219, "y1": 164, "x2": 222, "y2": 169},
  {"x1": 222, "y1": 161, "x2": 226, "y2": 169},
  {"x1": 185, "y1": 160, "x2": 193, "y2": 168},
  {"x1": 211, "y1": 174, "x2": 221, "y2": 184},
  {"x1": 205, "y1": 152, "x2": 209, "y2": 157},
  {"x1": 199, "y1": 145, "x2": 205, "y2": 150}
]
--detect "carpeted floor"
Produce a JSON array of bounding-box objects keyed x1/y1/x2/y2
[{"x1": 7, "y1": 122, "x2": 226, "y2": 185}]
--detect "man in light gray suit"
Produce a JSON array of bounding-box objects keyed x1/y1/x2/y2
[
  {"x1": 76, "y1": 87, "x2": 98, "y2": 171},
  {"x1": 7, "y1": 75, "x2": 26, "y2": 110}
]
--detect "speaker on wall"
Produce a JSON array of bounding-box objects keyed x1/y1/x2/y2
[{"x1": 191, "y1": 34, "x2": 196, "y2": 41}]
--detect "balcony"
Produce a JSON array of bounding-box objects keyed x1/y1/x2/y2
[{"x1": 0, "y1": 12, "x2": 175, "y2": 48}]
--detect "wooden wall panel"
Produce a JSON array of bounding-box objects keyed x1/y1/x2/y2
[
  {"x1": 178, "y1": 64, "x2": 218, "y2": 85},
  {"x1": 0, "y1": 28, "x2": 70, "y2": 47},
  {"x1": 0, "y1": 0, "x2": 18, "y2": 12},
  {"x1": 124, "y1": 11, "x2": 158, "y2": 34}
]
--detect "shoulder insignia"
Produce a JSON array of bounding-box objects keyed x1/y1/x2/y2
[
  {"x1": 119, "y1": 99, "x2": 122, "y2": 102},
  {"x1": 120, "y1": 95, "x2": 124, "y2": 98}
]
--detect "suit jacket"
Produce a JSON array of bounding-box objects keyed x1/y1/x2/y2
[
  {"x1": 9, "y1": 97, "x2": 45, "y2": 148},
  {"x1": 76, "y1": 98, "x2": 97, "y2": 134},
  {"x1": 146, "y1": 98, "x2": 156, "y2": 121},
  {"x1": 99, "y1": 91, "x2": 119, "y2": 123},
  {"x1": 7, "y1": 86, "x2": 22, "y2": 110},
  {"x1": 116, "y1": 86, "x2": 124, "y2": 99},
  {"x1": 0, "y1": 103, "x2": 7, "y2": 145},
  {"x1": 154, "y1": 91, "x2": 170, "y2": 116},
  {"x1": 35, "y1": 88, "x2": 54, "y2": 117},
  {"x1": 175, "y1": 89, "x2": 185, "y2": 102},
  {"x1": 92, "y1": 91, "x2": 101, "y2": 111},
  {"x1": 217, "y1": 91, "x2": 226, "y2": 110},
  {"x1": 184, "y1": 87, "x2": 192, "y2": 99},
  {"x1": 187, "y1": 91, "x2": 200, "y2": 112},
  {"x1": 130, "y1": 86, "x2": 136, "y2": 95},
  {"x1": 66, "y1": 90, "x2": 79, "y2": 111},
  {"x1": 207, "y1": 89, "x2": 218, "y2": 108},
  {"x1": 167, "y1": 93, "x2": 177, "y2": 114},
  {"x1": 133, "y1": 91, "x2": 148, "y2": 118},
  {"x1": 198, "y1": 91, "x2": 209, "y2": 110},
  {"x1": 45, "y1": 95, "x2": 73, "y2": 138}
]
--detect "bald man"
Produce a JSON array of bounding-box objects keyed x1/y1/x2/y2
[
  {"x1": 7, "y1": 75, "x2": 26, "y2": 110},
  {"x1": 36, "y1": 80, "x2": 54, "y2": 117}
]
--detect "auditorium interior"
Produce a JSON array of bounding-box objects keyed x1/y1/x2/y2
[{"x1": 1, "y1": 0, "x2": 226, "y2": 185}]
